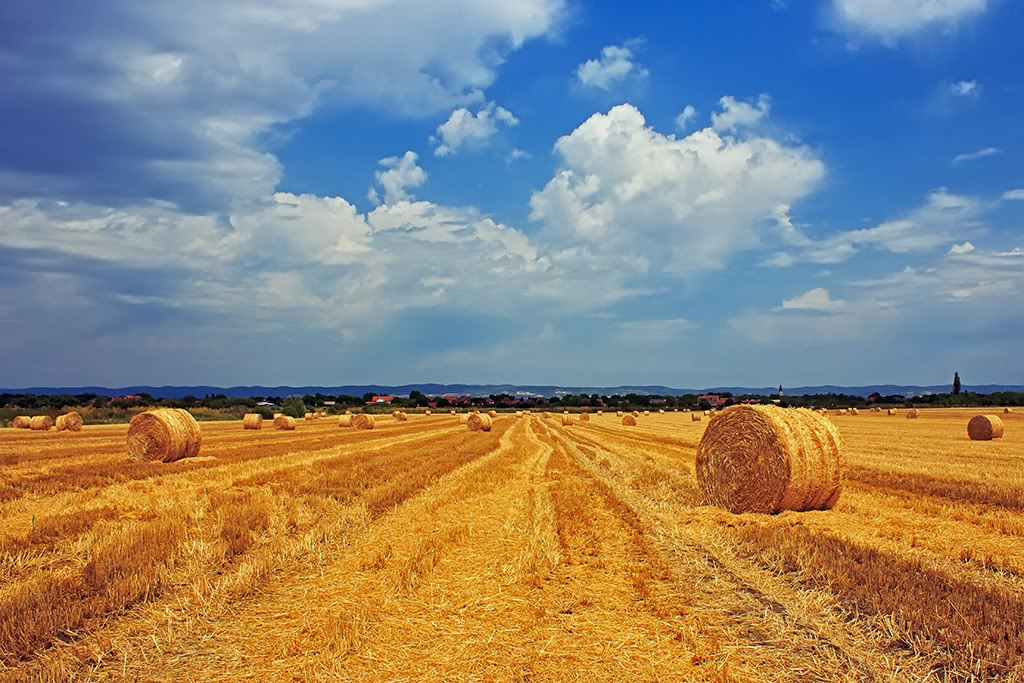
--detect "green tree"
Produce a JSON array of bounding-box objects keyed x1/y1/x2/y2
[
  {"x1": 952, "y1": 371, "x2": 961, "y2": 395},
  {"x1": 282, "y1": 396, "x2": 307, "y2": 418}
]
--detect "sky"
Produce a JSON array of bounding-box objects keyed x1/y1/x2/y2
[{"x1": 1, "y1": 0, "x2": 1022, "y2": 389}]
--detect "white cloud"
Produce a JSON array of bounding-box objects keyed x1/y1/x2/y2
[
  {"x1": 831, "y1": 0, "x2": 989, "y2": 41},
  {"x1": 952, "y1": 147, "x2": 1000, "y2": 163},
  {"x1": 995, "y1": 248, "x2": 1024, "y2": 257},
  {"x1": 612, "y1": 318, "x2": 697, "y2": 343},
  {"x1": 368, "y1": 152, "x2": 427, "y2": 206},
  {"x1": 529, "y1": 102, "x2": 824, "y2": 276},
  {"x1": 432, "y1": 102, "x2": 519, "y2": 157},
  {"x1": 505, "y1": 148, "x2": 532, "y2": 164},
  {"x1": 576, "y1": 42, "x2": 648, "y2": 90},
  {"x1": 760, "y1": 252, "x2": 797, "y2": 267},
  {"x1": 674, "y1": 105, "x2": 697, "y2": 130},
  {"x1": 778, "y1": 287, "x2": 844, "y2": 311},
  {"x1": 1003, "y1": 189, "x2": 1024, "y2": 201},
  {"x1": 950, "y1": 80, "x2": 978, "y2": 96},
  {"x1": 949, "y1": 241, "x2": 975, "y2": 254},
  {"x1": 711, "y1": 95, "x2": 771, "y2": 132}
]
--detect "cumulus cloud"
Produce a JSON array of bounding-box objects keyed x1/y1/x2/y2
[
  {"x1": 1003, "y1": 189, "x2": 1024, "y2": 201},
  {"x1": 0, "y1": 0, "x2": 563, "y2": 211},
  {"x1": 432, "y1": 102, "x2": 519, "y2": 157},
  {"x1": 831, "y1": 0, "x2": 989, "y2": 41},
  {"x1": 949, "y1": 241, "x2": 975, "y2": 254},
  {"x1": 529, "y1": 101, "x2": 825, "y2": 275},
  {"x1": 575, "y1": 42, "x2": 648, "y2": 90},
  {"x1": 674, "y1": 105, "x2": 697, "y2": 130},
  {"x1": 367, "y1": 152, "x2": 427, "y2": 206},
  {"x1": 711, "y1": 95, "x2": 771, "y2": 132},
  {"x1": 952, "y1": 147, "x2": 1000, "y2": 163},
  {"x1": 778, "y1": 287, "x2": 844, "y2": 311}
]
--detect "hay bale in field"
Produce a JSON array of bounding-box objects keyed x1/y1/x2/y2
[
  {"x1": 887, "y1": 409, "x2": 898, "y2": 416},
  {"x1": 242, "y1": 413, "x2": 263, "y2": 430},
  {"x1": 459, "y1": 414, "x2": 469, "y2": 424},
  {"x1": 968, "y1": 415, "x2": 1004, "y2": 441},
  {"x1": 704, "y1": 410, "x2": 710, "y2": 416},
  {"x1": 849, "y1": 408, "x2": 859, "y2": 416},
  {"x1": 352, "y1": 414, "x2": 375, "y2": 430},
  {"x1": 425, "y1": 410, "x2": 431, "y2": 416},
  {"x1": 525, "y1": 410, "x2": 532, "y2": 414},
  {"x1": 273, "y1": 413, "x2": 282, "y2": 419},
  {"x1": 304, "y1": 412, "x2": 314, "y2": 421},
  {"x1": 450, "y1": 410, "x2": 456, "y2": 415},
  {"x1": 127, "y1": 409, "x2": 202, "y2": 463},
  {"x1": 643, "y1": 410, "x2": 650, "y2": 416},
  {"x1": 393, "y1": 412, "x2": 408, "y2": 421},
  {"x1": 55, "y1": 412, "x2": 84, "y2": 432},
  {"x1": 692, "y1": 413, "x2": 701, "y2": 422},
  {"x1": 579, "y1": 413, "x2": 590, "y2": 422},
  {"x1": 622, "y1": 414, "x2": 637, "y2": 426},
  {"x1": 616, "y1": 411, "x2": 624, "y2": 417},
  {"x1": 30, "y1": 415, "x2": 54, "y2": 431},
  {"x1": 515, "y1": 411, "x2": 522, "y2": 417},
  {"x1": 338, "y1": 414, "x2": 352, "y2": 427},
  {"x1": 12, "y1": 415, "x2": 32, "y2": 429},
  {"x1": 488, "y1": 410, "x2": 498, "y2": 418},
  {"x1": 274, "y1": 415, "x2": 296, "y2": 430},
  {"x1": 1004, "y1": 407, "x2": 1012, "y2": 414},
  {"x1": 561, "y1": 414, "x2": 574, "y2": 426},
  {"x1": 632, "y1": 411, "x2": 640, "y2": 418},
  {"x1": 659, "y1": 409, "x2": 665, "y2": 414},
  {"x1": 543, "y1": 412, "x2": 551, "y2": 418},
  {"x1": 906, "y1": 409, "x2": 920, "y2": 419},
  {"x1": 696, "y1": 405, "x2": 843, "y2": 514},
  {"x1": 467, "y1": 413, "x2": 492, "y2": 432},
  {"x1": 345, "y1": 410, "x2": 352, "y2": 415},
  {"x1": 597, "y1": 410, "x2": 603, "y2": 415}
]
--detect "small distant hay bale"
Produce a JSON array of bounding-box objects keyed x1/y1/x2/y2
[
  {"x1": 450, "y1": 410, "x2": 456, "y2": 415},
  {"x1": 692, "y1": 413, "x2": 702, "y2": 422},
  {"x1": 525, "y1": 410, "x2": 532, "y2": 414},
  {"x1": 696, "y1": 405, "x2": 843, "y2": 514},
  {"x1": 467, "y1": 413, "x2": 492, "y2": 432},
  {"x1": 579, "y1": 413, "x2": 590, "y2": 422},
  {"x1": 127, "y1": 409, "x2": 202, "y2": 463},
  {"x1": 55, "y1": 412, "x2": 84, "y2": 432},
  {"x1": 242, "y1": 413, "x2": 263, "y2": 430},
  {"x1": 597, "y1": 410, "x2": 603, "y2": 415},
  {"x1": 561, "y1": 414, "x2": 574, "y2": 426},
  {"x1": 352, "y1": 414, "x2": 375, "y2": 430},
  {"x1": 394, "y1": 412, "x2": 408, "y2": 421},
  {"x1": 274, "y1": 415, "x2": 296, "y2": 430},
  {"x1": 616, "y1": 411, "x2": 624, "y2": 417},
  {"x1": 13, "y1": 416, "x2": 32, "y2": 429},
  {"x1": 304, "y1": 412, "x2": 314, "y2": 421},
  {"x1": 488, "y1": 410, "x2": 498, "y2": 418},
  {"x1": 622, "y1": 414, "x2": 637, "y2": 426},
  {"x1": 563, "y1": 410, "x2": 569, "y2": 414},
  {"x1": 906, "y1": 409, "x2": 920, "y2": 419},
  {"x1": 887, "y1": 409, "x2": 898, "y2": 416},
  {"x1": 345, "y1": 410, "x2": 352, "y2": 415},
  {"x1": 849, "y1": 408, "x2": 859, "y2": 416},
  {"x1": 30, "y1": 416, "x2": 54, "y2": 431},
  {"x1": 459, "y1": 414, "x2": 469, "y2": 424},
  {"x1": 643, "y1": 410, "x2": 650, "y2": 416},
  {"x1": 968, "y1": 415, "x2": 1004, "y2": 441},
  {"x1": 658, "y1": 409, "x2": 665, "y2": 414},
  {"x1": 425, "y1": 410, "x2": 431, "y2": 415},
  {"x1": 1004, "y1": 407, "x2": 1012, "y2": 414},
  {"x1": 338, "y1": 414, "x2": 352, "y2": 427},
  {"x1": 704, "y1": 410, "x2": 710, "y2": 416},
  {"x1": 515, "y1": 411, "x2": 522, "y2": 417},
  {"x1": 632, "y1": 411, "x2": 640, "y2": 418}
]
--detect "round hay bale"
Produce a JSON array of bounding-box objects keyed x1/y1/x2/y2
[
  {"x1": 643, "y1": 410, "x2": 650, "y2": 416},
  {"x1": 127, "y1": 409, "x2": 202, "y2": 463},
  {"x1": 579, "y1": 413, "x2": 590, "y2": 422},
  {"x1": 704, "y1": 410, "x2": 710, "y2": 416},
  {"x1": 1004, "y1": 407, "x2": 1012, "y2": 414},
  {"x1": 30, "y1": 415, "x2": 54, "y2": 431},
  {"x1": 242, "y1": 413, "x2": 263, "y2": 430},
  {"x1": 425, "y1": 410, "x2": 431, "y2": 416},
  {"x1": 616, "y1": 411, "x2": 624, "y2": 417},
  {"x1": 525, "y1": 410, "x2": 532, "y2": 414},
  {"x1": 659, "y1": 409, "x2": 665, "y2": 414},
  {"x1": 304, "y1": 412, "x2": 314, "y2": 421},
  {"x1": 467, "y1": 413, "x2": 492, "y2": 432},
  {"x1": 632, "y1": 411, "x2": 640, "y2": 418},
  {"x1": 273, "y1": 413, "x2": 282, "y2": 419},
  {"x1": 906, "y1": 409, "x2": 920, "y2": 419},
  {"x1": 459, "y1": 414, "x2": 469, "y2": 424},
  {"x1": 696, "y1": 405, "x2": 843, "y2": 514},
  {"x1": 561, "y1": 414, "x2": 574, "y2": 426},
  {"x1": 849, "y1": 408, "x2": 859, "y2": 416},
  {"x1": 515, "y1": 410, "x2": 522, "y2": 417},
  {"x1": 352, "y1": 414, "x2": 375, "y2": 430},
  {"x1": 597, "y1": 410, "x2": 603, "y2": 415},
  {"x1": 968, "y1": 415, "x2": 1004, "y2": 441},
  {"x1": 55, "y1": 412, "x2": 84, "y2": 432},
  {"x1": 274, "y1": 415, "x2": 296, "y2": 430},
  {"x1": 345, "y1": 410, "x2": 352, "y2": 415},
  {"x1": 692, "y1": 413, "x2": 702, "y2": 422},
  {"x1": 450, "y1": 410, "x2": 456, "y2": 415},
  {"x1": 394, "y1": 412, "x2": 408, "y2": 421},
  {"x1": 488, "y1": 410, "x2": 498, "y2": 418},
  {"x1": 338, "y1": 414, "x2": 352, "y2": 428},
  {"x1": 12, "y1": 415, "x2": 32, "y2": 429},
  {"x1": 887, "y1": 409, "x2": 897, "y2": 416},
  {"x1": 622, "y1": 414, "x2": 637, "y2": 426}
]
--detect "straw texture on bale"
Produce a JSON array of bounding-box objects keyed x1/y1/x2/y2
[
  {"x1": 543, "y1": 412, "x2": 551, "y2": 418},
  {"x1": 12, "y1": 416, "x2": 32, "y2": 429},
  {"x1": 579, "y1": 413, "x2": 590, "y2": 422},
  {"x1": 338, "y1": 414, "x2": 352, "y2": 427},
  {"x1": 906, "y1": 409, "x2": 920, "y2": 419},
  {"x1": 127, "y1": 409, "x2": 202, "y2": 463},
  {"x1": 55, "y1": 412, "x2": 84, "y2": 432},
  {"x1": 622, "y1": 414, "x2": 637, "y2": 426},
  {"x1": 467, "y1": 413, "x2": 492, "y2": 432},
  {"x1": 459, "y1": 415, "x2": 469, "y2": 424},
  {"x1": 695, "y1": 405, "x2": 843, "y2": 515},
  {"x1": 30, "y1": 416, "x2": 54, "y2": 431},
  {"x1": 692, "y1": 414, "x2": 702, "y2": 422},
  {"x1": 561, "y1": 414, "x2": 574, "y2": 426},
  {"x1": 304, "y1": 413, "x2": 314, "y2": 420},
  {"x1": 616, "y1": 411, "x2": 624, "y2": 417},
  {"x1": 273, "y1": 413, "x2": 282, "y2": 419},
  {"x1": 968, "y1": 415, "x2": 1004, "y2": 441},
  {"x1": 488, "y1": 410, "x2": 497, "y2": 418},
  {"x1": 352, "y1": 414, "x2": 375, "y2": 430},
  {"x1": 273, "y1": 415, "x2": 296, "y2": 430},
  {"x1": 242, "y1": 413, "x2": 263, "y2": 430}
]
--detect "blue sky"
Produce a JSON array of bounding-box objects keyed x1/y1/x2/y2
[{"x1": 1, "y1": 0, "x2": 1022, "y2": 388}]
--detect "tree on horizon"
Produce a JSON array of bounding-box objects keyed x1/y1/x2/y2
[{"x1": 953, "y1": 372, "x2": 961, "y2": 395}]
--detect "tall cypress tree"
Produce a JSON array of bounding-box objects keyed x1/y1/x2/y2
[{"x1": 952, "y1": 371, "x2": 961, "y2": 395}]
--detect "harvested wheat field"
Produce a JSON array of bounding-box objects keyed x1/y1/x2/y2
[{"x1": 0, "y1": 408, "x2": 1022, "y2": 681}]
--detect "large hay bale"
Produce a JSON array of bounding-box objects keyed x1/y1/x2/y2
[
  {"x1": 906, "y1": 409, "x2": 920, "y2": 419},
  {"x1": 579, "y1": 413, "x2": 590, "y2": 422},
  {"x1": 467, "y1": 413, "x2": 492, "y2": 432},
  {"x1": 55, "y1": 412, "x2": 84, "y2": 432},
  {"x1": 30, "y1": 415, "x2": 54, "y2": 431},
  {"x1": 695, "y1": 405, "x2": 843, "y2": 514},
  {"x1": 561, "y1": 414, "x2": 574, "y2": 426},
  {"x1": 338, "y1": 414, "x2": 353, "y2": 427},
  {"x1": 622, "y1": 414, "x2": 637, "y2": 426},
  {"x1": 692, "y1": 413, "x2": 702, "y2": 422},
  {"x1": 12, "y1": 415, "x2": 32, "y2": 429},
  {"x1": 243, "y1": 413, "x2": 263, "y2": 430},
  {"x1": 127, "y1": 409, "x2": 202, "y2": 463},
  {"x1": 352, "y1": 414, "x2": 375, "y2": 430},
  {"x1": 968, "y1": 415, "x2": 1004, "y2": 441},
  {"x1": 273, "y1": 415, "x2": 296, "y2": 430}
]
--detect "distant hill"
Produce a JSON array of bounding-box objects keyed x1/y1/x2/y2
[{"x1": 3, "y1": 383, "x2": 1022, "y2": 399}]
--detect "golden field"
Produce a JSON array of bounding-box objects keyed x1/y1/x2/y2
[{"x1": 0, "y1": 408, "x2": 1022, "y2": 681}]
